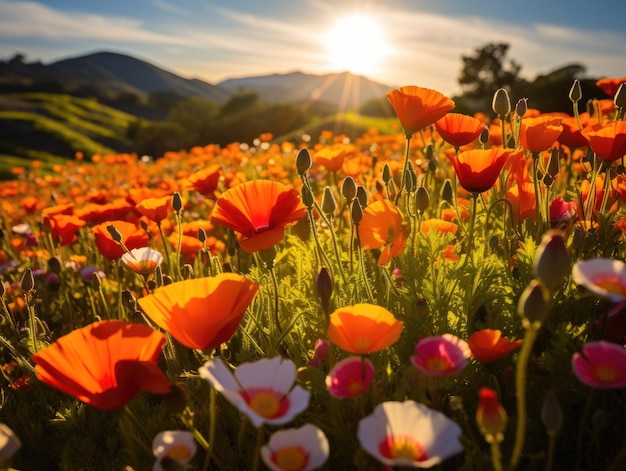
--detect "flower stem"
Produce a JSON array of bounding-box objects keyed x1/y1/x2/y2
[
  {"x1": 251, "y1": 426, "x2": 264, "y2": 471},
  {"x1": 490, "y1": 441, "x2": 504, "y2": 471},
  {"x1": 396, "y1": 133, "x2": 412, "y2": 203},
  {"x1": 510, "y1": 328, "x2": 538, "y2": 468}
]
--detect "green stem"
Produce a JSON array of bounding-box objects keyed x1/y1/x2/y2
[
  {"x1": 251, "y1": 426, "x2": 264, "y2": 471},
  {"x1": 268, "y1": 265, "x2": 283, "y2": 337},
  {"x1": 202, "y1": 386, "x2": 218, "y2": 471},
  {"x1": 396, "y1": 133, "x2": 413, "y2": 203},
  {"x1": 545, "y1": 433, "x2": 556, "y2": 471},
  {"x1": 575, "y1": 389, "x2": 595, "y2": 470},
  {"x1": 510, "y1": 328, "x2": 538, "y2": 468},
  {"x1": 490, "y1": 441, "x2": 504, "y2": 471},
  {"x1": 122, "y1": 405, "x2": 153, "y2": 454},
  {"x1": 599, "y1": 163, "x2": 612, "y2": 213}
]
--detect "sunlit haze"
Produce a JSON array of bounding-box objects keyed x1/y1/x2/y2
[{"x1": 0, "y1": 0, "x2": 625, "y2": 96}]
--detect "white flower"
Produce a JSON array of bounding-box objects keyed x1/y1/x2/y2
[
  {"x1": 199, "y1": 356, "x2": 310, "y2": 428},
  {"x1": 357, "y1": 400, "x2": 463, "y2": 468},
  {"x1": 121, "y1": 247, "x2": 164, "y2": 275},
  {"x1": 261, "y1": 424, "x2": 329, "y2": 471},
  {"x1": 152, "y1": 430, "x2": 197, "y2": 471},
  {"x1": 0, "y1": 423, "x2": 22, "y2": 461},
  {"x1": 572, "y1": 258, "x2": 626, "y2": 304}
]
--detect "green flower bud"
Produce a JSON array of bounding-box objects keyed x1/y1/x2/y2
[
  {"x1": 541, "y1": 391, "x2": 563, "y2": 436},
  {"x1": 515, "y1": 98, "x2": 528, "y2": 118},
  {"x1": 356, "y1": 186, "x2": 368, "y2": 208},
  {"x1": 48, "y1": 257, "x2": 62, "y2": 275},
  {"x1": 181, "y1": 264, "x2": 194, "y2": 280},
  {"x1": 614, "y1": 83, "x2": 626, "y2": 109},
  {"x1": 569, "y1": 80, "x2": 582, "y2": 103},
  {"x1": 351, "y1": 199, "x2": 363, "y2": 225},
  {"x1": 415, "y1": 186, "x2": 429, "y2": 213},
  {"x1": 440, "y1": 179, "x2": 454, "y2": 204},
  {"x1": 492, "y1": 88, "x2": 511, "y2": 116},
  {"x1": 382, "y1": 163, "x2": 392, "y2": 184},
  {"x1": 172, "y1": 192, "x2": 183, "y2": 213},
  {"x1": 518, "y1": 280, "x2": 552, "y2": 330},
  {"x1": 547, "y1": 148, "x2": 560, "y2": 178},
  {"x1": 341, "y1": 176, "x2": 357, "y2": 202},
  {"x1": 296, "y1": 148, "x2": 312, "y2": 175},
  {"x1": 316, "y1": 267, "x2": 333, "y2": 314},
  {"x1": 534, "y1": 230, "x2": 571, "y2": 290},
  {"x1": 480, "y1": 126, "x2": 490, "y2": 145},
  {"x1": 321, "y1": 186, "x2": 337, "y2": 216},
  {"x1": 20, "y1": 268, "x2": 34, "y2": 292},
  {"x1": 106, "y1": 224, "x2": 123, "y2": 243},
  {"x1": 301, "y1": 185, "x2": 315, "y2": 209}
]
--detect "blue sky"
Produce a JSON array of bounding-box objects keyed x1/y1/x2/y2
[{"x1": 0, "y1": 0, "x2": 625, "y2": 96}]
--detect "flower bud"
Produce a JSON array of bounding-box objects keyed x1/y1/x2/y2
[
  {"x1": 415, "y1": 186, "x2": 429, "y2": 213},
  {"x1": 321, "y1": 186, "x2": 337, "y2": 216},
  {"x1": 569, "y1": 80, "x2": 582, "y2": 103},
  {"x1": 614, "y1": 83, "x2": 626, "y2": 109},
  {"x1": 515, "y1": 98, "x2": 528, "y2": 118},
  {"x1": 258, "y1": 246, "x2": 276, "y2": 266},
  {"x1": 172, "y1": 192, "x2": 183, "y2": 213},
  {"x1": 181, "y1": 264, "x2": 194, "y2": 280},
  {"x1": 480, "y1": 126, "x2": 490, "y2": 145},
  {"x1": 296, "y1": 148, "x2": 312, "y2": 175},
  {"x1": 541, "y1": 390, "x2": 563, "y2": 436},
  {"x1": 301, "y1": 184, "x2": 315, "y2": 209},
  {"x1": 106, "y1": 224, "x2": 123, "y2": 243},
  {"x1": 492, "y1": 88, "x2": 511, "y2": 116},
  {"x1": 316, "y1": 267, "x2": 333, "y2": 315},
  {"x1": 351, "y1": 199, "x2": 363, "y2": 225},
  {"x1": 20, "y1": 268, "x2": 34, "y2": 292},
  {"x1": 382, "y1": 163, "x2": 392, "y2": 184},
  {"x1": 48, "y1": 257, "x2": 62, "y2": 275},
  {"x1": 440, "y1": 179, "x2": 454, "y2": 204},
  {"x1": 0, "y1": 423, "x2": 22, "y2": 462},
  {"x1": 341, "y1": 176, "x2": 357, "y2": 202},
  {"x1": 518, "y1": 280, "x2": 553, "y2": 330},
  {"x1": 534, "y1": 230, "x2": 571, "y2": 290},
  {"x1": 547, "y1": 148, "x2": 560, "y2": 178},
  {"x1": 476, "y1": 387, "x2": 507, "y2": 444},
  {"x1": 356, "y1": 186, "x2": 368, "y2": 208}
]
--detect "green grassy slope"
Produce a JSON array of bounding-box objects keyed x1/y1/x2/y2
[{"x1": 0, "y1": 93, "x2": 137, "y2": 179}]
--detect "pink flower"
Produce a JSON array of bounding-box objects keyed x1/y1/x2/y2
[
  {"x1": 261, "y1": 424, "x2": 329, "y2": 471},
  {"x1": 572, "y1": 258, "x2": 626, "y2": 304},
  {"x1": 411, "y1": 334, "x2": 471, "y2": 376},
  {"x1": 325, "y1": 357, "x2": 375, "y2": 399},
  {"x1": 549, "y1": 197, "x2": 577, "y2": 223},
  {"x1": 357, "y1": 400, "x2": 463, "y2": 468},
  {"x1": 309, "y1": 339, "x2": 329, "y2": 368},
  {"x1": 199, "y1": 357, "x2": 310, "y2": 428},
  {"x1": 572, "y1": 341, "x2": 626, "y2": 389}
]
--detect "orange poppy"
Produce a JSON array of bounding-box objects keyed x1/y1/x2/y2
[
  {"x1": 137, "y1": 274, "x2": 259, "y2": 350},
  {"x1": 184, "y1": 164, "x2": 221, "y2": 195},
  {"x1": 210, "y1": 180, "x2": 306, "y2": 253},
  {"x1": 556, "y1": 113, "x2": 592, "y2": 149},
  {"x1": 468, "y1": 329, "x2": 522, "y2": 363},
  {"x1": 519, "y1": 116, "x2": 563, "y2": 153},
  {"x1": 31, "y1": 320, "x2": 171, "y2": 410},
  {"x1": 386, "y1": 86, "x2": 455, "y2": 136},
  {"x1": 434, "y1": 113, "x2": 486, "y2": 147},
  {"x1": 20, "y1": 196, "x2": 39, "y2": 214},
  {"x1": 420, "y1": 218, "x2": 458, "y2": 235},
  {"x1": 47, "y1": 214, "x2": 87, "y2": 246},
  {"x1": 328, "y1": 303, "x2": 403, "y2": 354},
  {"x1": 314, "y1": 147, "x2": 347, "y2": 172},
  {"x1": 359, "y1": 199, "x2": 411, "y2": 265},
  {"x1": 92, "y1": 220, "x2": 150, "y2": 259},
  {"x1": 596, "y1": 76, "x2": 626, "y2": 97},
  {"x1": 581, "y1": 121, "x2": 626, "y2": 162},
  {"x1": 447, "y1": 148, "x2": 516, "y2": 194},
  {"x1": 507, "y1": 182, "x2": 536, "y2": 222},
  {"x1": 167, "y1": 233, "x2": 205, "y2": 261},
  {"x1": 135, "y1": 195, "x2": 173, "y2": 223}
]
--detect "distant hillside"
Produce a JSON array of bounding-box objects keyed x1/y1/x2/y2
[
  {"x1": 0, "y1": 93, "x2": 136, "y2": 179},
  {"x1": 219, "y1": 71, "x2": 392, "y2": 110},
  {"x1": 1, "y1": 51, "x2": 393, "y2": 111}
]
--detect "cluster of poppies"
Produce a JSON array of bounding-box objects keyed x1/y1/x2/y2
[{"x1": 1, "y1": 75, "x2": 626, "y2": 470}]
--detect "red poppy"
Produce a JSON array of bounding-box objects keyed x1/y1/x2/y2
[
  {"x1": 359, "y1": 199, "x2": 411, "y2": 265},
  {"x1": 31, "y1": 320, "x2": 171, "y2": 410},
  {"x1": 476, "y1": 388, "x2": 507, "y2": 440},
  {"x1": 92, "y1": 220, "x2": 150, "y2": 259},
  {"x1": 447, "y1": 148, "x2": 517, "y2": 194},
  {"x1": 137, "y1": 274, "x2": 259, "y2": 350},
  {"x1": 581, "y1": 121, "x2": 626, "y2": 162},
  {"x1": 468, "y1": 329, "x2": 522, "y2": 363},
  {"x1": 184, "y1": 164, "x2": 221, "y2": 195},
  {"x1": 556, "y1": 113, "x2": 592, "y2": 149},
  {"x1": 596, "y1": 76, "x2": 626, "y2": 98},
  {"x1": 386, "y1": 86, "x2": 455, "y2": 136},
  {"x1": 519, "y1": 116, "x2": 563, "y2": 153},
  {"x1": 434, "y1": 113, "x2": 486, "y2": 147},
  {"x1": 210, "y1": 180, "x2": 306, "y2": 253}
]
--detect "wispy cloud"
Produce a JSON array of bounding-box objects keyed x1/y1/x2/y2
[{"x1": 0, "y1": 0, "x2": 193, "y2": 45}]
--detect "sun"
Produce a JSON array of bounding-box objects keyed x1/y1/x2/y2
[{"x1": 322, "y1": 14, "x2": 390, "y2": 76}]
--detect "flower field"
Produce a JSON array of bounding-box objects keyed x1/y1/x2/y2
[{"x1": 1, "y1": 79, "x2": 626, "y2": 471}]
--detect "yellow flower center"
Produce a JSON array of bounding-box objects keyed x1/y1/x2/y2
[
  {"x1": 347, "y1": 378, "x2": 364, "y2": 394},
  {"x1": 273, "y1": 446, "x2": 309, "y2": 471},
  {"x1": 596, "y1": 364, "x2": 619, "y2": 382},
  {"x1": 353, "y1": 338, "x2": 372, "y2": 350},
  {"x1": 165, "y1": 444, "x2": 192, "y2": 462},
  {"x1": 426, "y1": 357, "x2": 451, "y2": 372},
  {"x1": 248, "y1": 391, "x2": 281, "y2": 418},
  {"x1": 386, "y1": 435, "x2": 425, "y2": 461},
  {"x1": 595, "y1": 277, "x2": 626, "y2": 297}
]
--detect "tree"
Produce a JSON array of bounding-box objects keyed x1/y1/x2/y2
[
  {"x1": 168, "y1": 97, "x2": 219, "y2": 147},
  {"x1": 458, "y1": 43, "x2": 525, "y2": 98}
]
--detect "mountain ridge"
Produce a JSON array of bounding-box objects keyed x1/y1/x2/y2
[{"x1": 0, "y1": 50, "x2": 393, "y2": 110}]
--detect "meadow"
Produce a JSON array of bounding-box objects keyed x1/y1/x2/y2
[{"x1": 1, "y1": 79, "x2": 626, "y2": 471}]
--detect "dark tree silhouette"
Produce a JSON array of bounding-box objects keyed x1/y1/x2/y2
[{"x1": 459, "y1": 43, "x2": 525, "y2": 98}]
